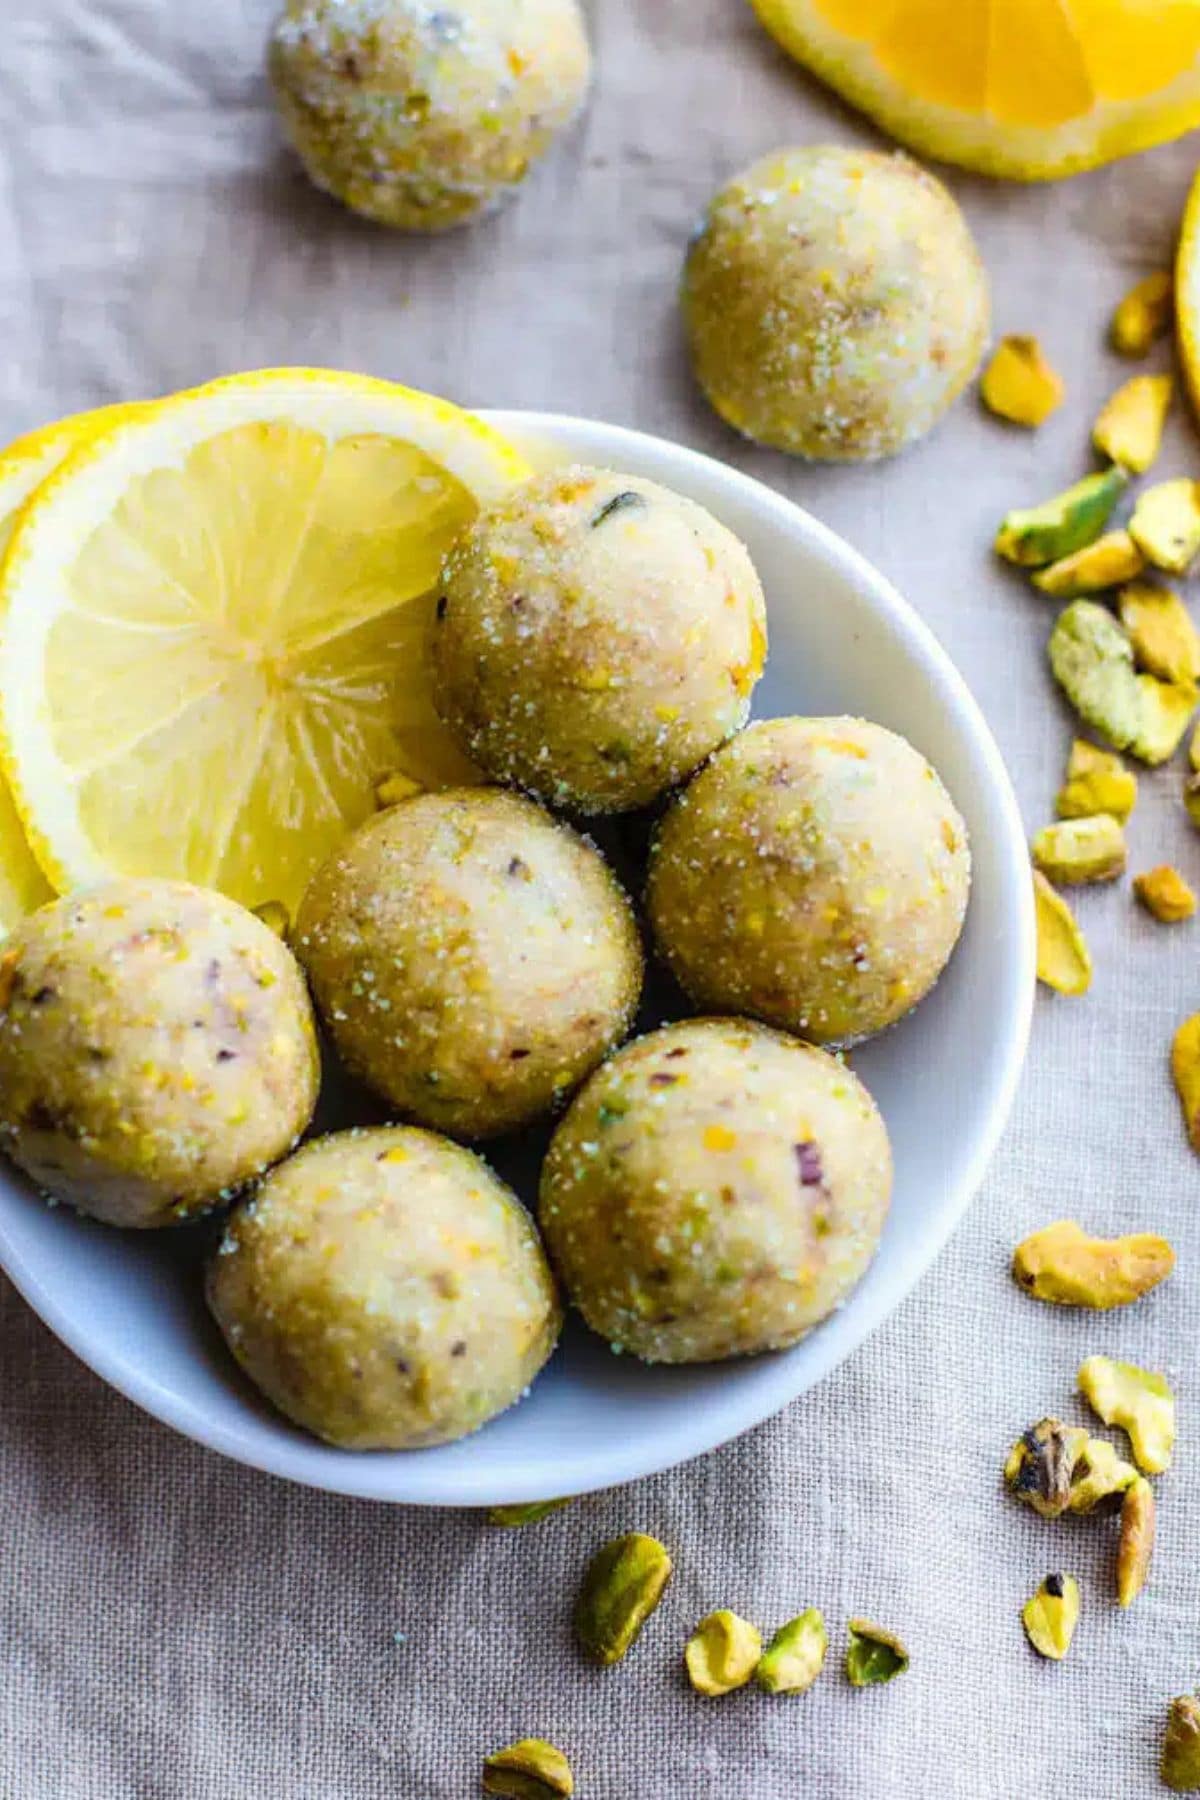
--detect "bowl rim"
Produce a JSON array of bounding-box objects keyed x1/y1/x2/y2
[{"x1": 0, "y1": 410, "x2": 1036, "y2": 1505}]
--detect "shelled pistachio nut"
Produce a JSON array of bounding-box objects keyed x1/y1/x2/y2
[
  {"x1": 996, "y1": 468, "x2": 1126, "y2": 568},
  {"x1": 574, "y1": 1533, "x2": 672, "y2": 1667},
  {"x1": 755, "y1": 1609, "x2": 828, "y2": 1696},
  {"x1": 1012, "y1": 1220, "x2": 1174, "y2": 1309},
  {"x1": 482, "y1": 1740, "x2": 574, "y2": 1800},
  {"x1": 845, "y1": 1619, "x2": 909, "y2": 1687},
  {"x1": 1022, "y1": 1574, "x2": 1079, "y2": 1660},
  {"x1": 684, "y1": 1610, "x2": 762, "y2": 1696},
  {"x1": 1078, "y1": 1354, "x2": 1175, "y2": 1474}
]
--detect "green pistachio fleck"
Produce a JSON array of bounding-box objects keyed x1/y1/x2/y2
[
  {"x1": 1022, "y1": 1574, "x2": 1080, "y2": 1660},
  {"x1": 574, "y1": 1533, "x2": 672, "y2": 1667},
  {"x1": 755, "y1": 1608, "x2": 828, "y2": 1695},
  {"x1": 845, "y1": 1619, "x2": 909, "y2": 1686},
  {"x1": 487, "y1": 1499, "x2": 572, "y2": 1528},
  {"x1": 996, "y1": 467, "x2": 1126, "y2": 567},
  {"x1": 684, "y1": 1609, "x2": 763, "y2": 1696},
  {"x1": 1164, "y1": 1697, "x2": 1200, "y2": 1791},
  {"x1": 482, "y1": 1739, "x2": 574, "y2": 1800}
]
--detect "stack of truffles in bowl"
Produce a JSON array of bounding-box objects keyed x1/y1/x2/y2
[{"x1": 0, "y1": 466, "x2": 970, "y2": 1452}]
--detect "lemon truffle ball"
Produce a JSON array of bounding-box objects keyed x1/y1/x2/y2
[
  {"x1": 295, "y1": 788, "x2": 643, "y2": 1138},
  {"x1": 682, "y1": 145, "x2": 990, "y2": 460},
  {"x1": 207, "y1": 1126, "x2": 561, "y2": 1448},
  {"x1": 433, "y1": 466, "x2": 768, "y2": 812},
  {"x1": 0, "y1": 881, "x2": 319, "y2": 1228},
  {"x1": 647, "y1": 718, "x2": 970, "y2": 1045},
  {"x1": 538, "y1": 1018, "x2": 892, "y2": 1363},
  {"x1": 268, "y1": 0, "x2": 591, "y2": 232}
]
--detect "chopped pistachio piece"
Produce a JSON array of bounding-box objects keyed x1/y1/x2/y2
[
  {"x1": 488, "y1": 1499, "x2": 572, "y2": 1528},
  {"x1": 1119, "y1": 582, "x2": 1200, "y2": 686},
  {"x1": 373, "y1": 769, "x2": 422, "y2": 809},
  {"x1": 981, "y1": 335, "x2": 1065, "y2": 427},
  {"x1": 1033, "y1": 872, "x2": 1092, "y2": 996},
  {"x1": 1092, "y1": 374, "x2": 1173, "y2": 473},
  {"x1": 1067, "y1": 1435, "x2": 1139, "y2": 1512},
  {"x1": 1048, "y1": 600, "x2": 1196, "y2": 765},
  {"x1": 1004, "y1": 1416, "x2": 1090, "y2": 1517},
  {"x1": 483, "y1": 1739, "x2": 574, "y2": 1800},
  {"x1": 1163, "y1": 1697, "x2": 1200, "y2": 1791},
  {"x1": 845, "y1": 1619, "x2": 909, "y2": 1687},
  {"x1": 1111, "y1": 270, "x2": 1173, "y2": 357},
  {"x1": 1174, "y1": 1013, "x2": 1200, "y2": 1149},
  {"x1": 1031, "y1": 530, "x2": 1145, "y2": 598},
  {"x1": 1135, "y1": 866, "x2": 1197, "y2": 923},
  {"x1": 1130, "y1": 479, "x2": 1200, "y2": 576},
  {"x1": 1022, "y1": 1574, "x2": 1079, "y2": 1660},
  {"x1": 1079, "y1": 1354, "x2": 1175, "y2": 1474},
  {"x1": 684, "y1": 1610, "x2": 763, "y2": 1696},
  {"x1": 755, "y1": 1609, "x2": 828, "y2": 1695},
  {"x1": 1056, "y1": 739, "x2": 1137, "y2": 822},
  {"x1": 574, "y1": 1533, "x2": 672, "y2": 1667},
  {"x1": 252, "y1": 899, "x2": 290, "y2": 938},
  {"x1": 1117, "y1": 1477, "x2": 1156, "y2": 1608},
  {"x1": 1012, "y1": 1219, "x2": 1174, "y2": 1309},
  {"x1": 996, "y1": 467, "x2": 1126, "y2": 568},
  {"x1": 1032, "y1": 814, "x2": 1126, "y2": 885}
]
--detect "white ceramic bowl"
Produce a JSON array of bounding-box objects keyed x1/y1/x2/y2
[{"x1": 0, "y1": 413, "x2": 1034, "y2": 1505}]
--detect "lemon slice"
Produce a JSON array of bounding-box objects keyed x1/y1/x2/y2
[
  {"x1": 0, "y1": 404, "x2": 145, "y2": 932},
  {"x1": 750, "y1": 0, "x2": 1200, "y2": 180},
  {"x1": 1176, "y1": 169, "x2": 1200, "y2": 418},
  {"x1": 0, "y1": 370, "x2": 530, "y2": 913}
]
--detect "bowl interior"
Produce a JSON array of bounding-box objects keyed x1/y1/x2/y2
[{"x1": 0, "y1": 413, "x2": 1034, "y2": 1504}]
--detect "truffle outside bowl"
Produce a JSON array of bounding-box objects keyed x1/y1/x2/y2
[{"x1": 0, "y1": 412, "x2": 1035, "y2": 1506}]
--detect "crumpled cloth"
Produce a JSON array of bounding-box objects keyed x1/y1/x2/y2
[{"x1": 2, "y1": 1, "x2": 1198, "y2": 1793}]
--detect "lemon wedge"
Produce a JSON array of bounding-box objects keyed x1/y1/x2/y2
[
  {"x1": 749, "y1": 0, "x2": 1200, "y2": 180},
  {"x1": 1176, "y1": 168, "x2": 1200, "y2": 420},
  {"x1": 0, "y1": 370, "x2": 529, "y2": 913},
  {"x1": 0, "y1": 404, "x2": 145, "y2": 932}
]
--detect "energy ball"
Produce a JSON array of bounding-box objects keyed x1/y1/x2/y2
[
  {"x1": 294, "y1": 788, "x2": 642, "y2": 1138},
  {"x1": 682, "y1": 145, "x2": 990, "y2": 461},
  {"x1": 268, "y1": 0, "x2": 591, "y2": 232},
  {"x1": 0, "y1": 880, "x2": 319, "y2": 1229},
  {"x1": 538, "y1": 1018, "x2": 892, "y2": 1363},
  {"x1": 433, "y1": 466, "x2": 768, "y2": 812},
  {"x1": 647, "y1": 718, "x2": 970, "y2": 1045},
  {"x1": 207, "y1": 1126, "x2": 561, "y2": 1448}
]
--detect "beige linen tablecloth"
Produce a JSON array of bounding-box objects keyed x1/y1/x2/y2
[{"x1": 4, "y1": 2, "x2": 1200, "y2": 1794}]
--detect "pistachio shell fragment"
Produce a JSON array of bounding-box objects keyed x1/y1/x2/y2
[
  {"x1": 981, "y1": 335, "x2": 1065, "y2": 428},
  {"x1": 1032, "y1": 815, "x2": 1126, "y2": 885},
  {"x1": 1056, "y1": 740, "x2": 1137, "y2": 822},
  {"x1": 1111, "y1": 270, "x2": 1173, "y2": 357},
  {"x1": 845, "y1": 1619, "x2": 909, "y2": 1687},
  {"x1": 1163, "y1": 1696, "x2": 1200, "y2": 1791},
  {"x1": 1130, "y1": 479, "x2": 1200, "y2": 576},
  {"x1": 1048, "y1": 600, "x2": 1195, "y2": 765},
  {"x1": 374, "y1": 769, "x2": 423, "y2": 809},
  {"x1": 1012, "y1": 1219, "x2": 1174, "y2": 1309},
  {"x1": 1033, "y1": 872, "x2": 1092, "y2": 996},
  {"x1": 1135, "y1": 866, "x2": 1197, "y2": 923},
  {"x1": 574, "y1": 1533, "x2": 672, "y2": 1667},
  {"x1": 1078, "y1": 1354, "x2": 1175, "y2": 1474},
  {"x1": 1021, "y1": 1574, "x2": 1079, "y2": 1660},
  {"x1": 1172, "y1": 1013, "x2": 1200, "y2": 1149},
  {"x1": 483, "y1": 1740, "x2": 574, "y2": 1800},
  {"x1": 755, "y1": 1609, "x2": 828, "y2": 1695},
  {"x1": 488, "y1": 1499, "x2": 572, "y2": 1528},
  {"x1": 1092, "y1": 374, "x2": 1173, "y2": 473},
  {"x1": 996, "y1": 468, "x2": 1126, "y2": 568},
  {"x1": 684, "y1": 1610, "x2": 763, "y2": 1696},
  {"x1": 1117, "y1": 1477, "x2": 1156, "y2": 1608},
  {"x1": 1031, "y1": 530, "x2": 1145, "y2": 598},
  {"x1": 1067, "y1": 1436, "x2": 1139, "y2": 1513},
  {"x1": 1119, "y1": 583, "x2": 1200, "y2": 686},
  {"x1": 1004, "y1": 1416, "x2": 1090, "y2": 1517},
  {"x1": 252, "y1": 899, "x2": 290, "y2": 938}
]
